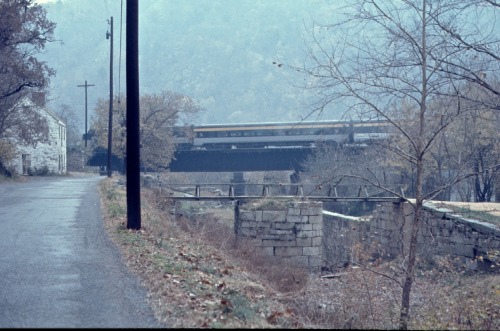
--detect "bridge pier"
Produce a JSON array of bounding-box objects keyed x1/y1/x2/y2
[{"x1": 231, "y1": 172, "x2": 246, "y2": 196}]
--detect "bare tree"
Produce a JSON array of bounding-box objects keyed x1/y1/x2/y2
[
  {"x1": 284, "y1": 1, "x2": 500, "y2": 329},
  {"x1": 90, "y1": 90, "x2": 203, "y2": 172},
  {"x1": 448, "y1": 106, "x2": 500, "y2": 202}
]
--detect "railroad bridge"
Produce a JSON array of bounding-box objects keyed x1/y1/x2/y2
[{"x1": 88, "y1": 119, "x2": 390, "y2": 173}]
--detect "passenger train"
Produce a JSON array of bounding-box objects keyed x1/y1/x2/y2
[{"x1": 173, "y1": 119, "x2": 390, "y2": 150}]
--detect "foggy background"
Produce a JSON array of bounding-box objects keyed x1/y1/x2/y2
[{"x1": 38, "y1": 0, "x2": 346, "y2": 129}]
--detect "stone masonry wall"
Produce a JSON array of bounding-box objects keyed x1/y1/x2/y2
[
  {"x1": 7, "y1": 98, "x2": 67, "y2": 175},
  {"x1": 234, "y1": 201, "x2": 323, "y2": 272},
  {"x1": 233, "y1": 200, "x2": 499, "y2": 272},
  {"x1": 323, "y1": 202, "x2": 500, "y2": 271}
]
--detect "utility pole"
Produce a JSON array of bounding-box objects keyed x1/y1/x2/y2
[
  {"x1": 126, "y1": 0, "x2": 141, "y2": 230},
  {"x1": 106, "y1": 16, "x2": 114, "y2": 178},
  {"x1": 77, "y1": 80, "x2": 94, "y2": 148}
]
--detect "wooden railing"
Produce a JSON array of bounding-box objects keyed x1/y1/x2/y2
[{"x1": 153, "y1": 182, "x2": 406, "y2": 202}]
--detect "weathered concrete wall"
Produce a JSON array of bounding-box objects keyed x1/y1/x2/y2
[
  {"x1": 234, "y1": 201, "x2": 323, "y2": 272},
  {"x1": 323, "y1": 202, "x2": 500, "y2": 271}
]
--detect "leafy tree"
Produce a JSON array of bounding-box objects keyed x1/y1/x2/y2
[
  {"x1": 0, "y1": 0, "x2": 56, "y2": 172},
  {"x1": 288, "y1": 1, "x2": 500, "y2": 329},
  {"x1": 0, "y1": 0, "x2": 56, "y2": 108},
  {"x1": 90, "y1": 90, "x2": 203, "y2": 172}
]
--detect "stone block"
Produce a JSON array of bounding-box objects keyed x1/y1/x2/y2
[
  {"x1": 275, "y1": 247, "x2": 303, "y2": 256},
  {"x1": 239, "y1": 211, "x2": 255, "y2": 221},
  {"x1": 257, "y1": 222, "x2": 271, "y2": 228},
  {"x1": 240, "y1": 228, "x2": 256, "y2": 237},
  {"x1": 287, "y1": 215, "x2": 308, "y2": 223},
  {"x1": 296, "y1": 202, "x2": 309, "y2": 209},
  {"x1": 278, "y1": 234, "x2": 296, "y2": 241},
  {"x1": 258, "y1": 234, "x2": 280, "y2": 240},
  {"x1": 298, "y1": 230, "x2": 314, "y2": 239},
  {"x1": 296, "y1": 223, "x2": 313, "y2": 231},
  {"x1": 312, "y1": 223, "x2": 323, "y2": 231},
  {"x1": 308, "y1": 215, "x2": 323, "y2": 224},
  {"x1": 270, "y1": 229, "x2": 292, "y2": 236},
  {"x1": 262, "y1": 239, "x2": 295, "y2": 247},
  {"x1": 311, "y1": 236, "x2": 322, "y2": 247},
  {"x1": 287, "y1": 207, "x2": 301, "y2": 216},
  {"x1": 274, "y1": 222, "x2": 296, "y2": 230},
  {"x1": 263, "y1": 210, "x2": 286, "y2": 222},
  {"x1": 256, "y1": 228, "x2": 270, "y2": 236},
  {"x1": 302, "y1": 206, "x2": 323, "y2": 216},
  {"x1": 296, "y1": 237, "x2": 312, "y2": 247},
  {"x1": 303, "y1": 246, "x2": 321, "y2": 256},
  {"x1": 255, "y1": 211, "x2": 263, "y2": 222},
  {"x1": 437, "y1": 243, "x2": 456, "y2": 255},
  {"x1": 455, "y1": 244, "x2": 476, "y2": 258}
]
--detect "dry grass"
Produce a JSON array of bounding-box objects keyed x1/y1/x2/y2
[{"x1": 99, "y1": 176, "x2": 500, "y2": 329}]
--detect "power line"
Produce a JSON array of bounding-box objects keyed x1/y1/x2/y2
[{"x1": 102, "y1": 0, "x2": 110, "y2": 17}]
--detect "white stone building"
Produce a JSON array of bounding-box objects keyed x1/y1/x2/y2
[{"x1": 6, "y1": 97, "x2": 67, "y2": 175}]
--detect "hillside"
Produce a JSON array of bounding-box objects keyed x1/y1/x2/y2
[{"x1": 39, "y1": 0, "x2": 346, "y2": 127}]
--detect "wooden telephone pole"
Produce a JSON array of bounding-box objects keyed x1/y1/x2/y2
[
  {"x1": 77, "y1": 80, "x2": 94, "y2": 147},
  {"x1": 126, "y1": 0, "x2": 141, "y2": 230},
  {"x1": 106, "y1": 16, "x2": 114, "y2": 177}
]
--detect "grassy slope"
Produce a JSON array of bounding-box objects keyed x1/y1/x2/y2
[{"x1": 99, "y1": 176, "x2": 500, "y2": 329}]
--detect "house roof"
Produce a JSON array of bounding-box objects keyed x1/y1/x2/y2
[{"x1": 18, "y1": 96, "x2": 66, "y2": 127}]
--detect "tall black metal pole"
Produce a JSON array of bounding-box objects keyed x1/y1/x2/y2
[
  {"x1": 126, "y1": 0, "x2": 141, "y2": 229},
  {"x1": 77, "y1": 80, "x2": 94, "y2": 148},
  {"x1": 107, "y1": 16, "x2": 114, "y2": 178}
]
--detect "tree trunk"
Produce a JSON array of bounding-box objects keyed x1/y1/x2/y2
[{"x1": 399, "y1": 200, "x2": 422, "y2": 330}]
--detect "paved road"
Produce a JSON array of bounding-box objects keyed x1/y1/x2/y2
[{"x1": 0, "y1": 174, "x2": 164, "y2": 328}]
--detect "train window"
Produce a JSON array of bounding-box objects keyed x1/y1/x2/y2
[
  {"x1": 229, "y1": 131, "x2": 241, "y2": 137},
  {"x1": 323, "y1": 128, "x2": 336, "y2": 134}
]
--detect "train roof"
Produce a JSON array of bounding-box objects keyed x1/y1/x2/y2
[{"x1": 192, "y1": 119, "x2": 388, "y2": 131}]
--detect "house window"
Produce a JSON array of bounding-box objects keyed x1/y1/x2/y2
[{"x1": 22, "y1": 154, "x2": 31, "y2": 175}]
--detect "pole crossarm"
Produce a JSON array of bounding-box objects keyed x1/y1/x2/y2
[{"x1": 77, "y1": 80, "x2": 95, "y2": 147}]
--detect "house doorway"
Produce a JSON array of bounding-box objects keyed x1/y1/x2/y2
[{"x1": 22, "y1": 154, "x2": 31, "y2": 175}]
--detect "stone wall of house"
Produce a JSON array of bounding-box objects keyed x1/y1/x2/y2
[
  {"x1": 234, "y1": 201, "x2": 323, "y2": 272},
  {"x1": 8, "y1": 98, "x2": 66, "y2": 175}
]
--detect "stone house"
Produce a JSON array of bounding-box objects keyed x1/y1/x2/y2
[{"x1": 6, "y1": 97, "x2": 67, "y2": 175}]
